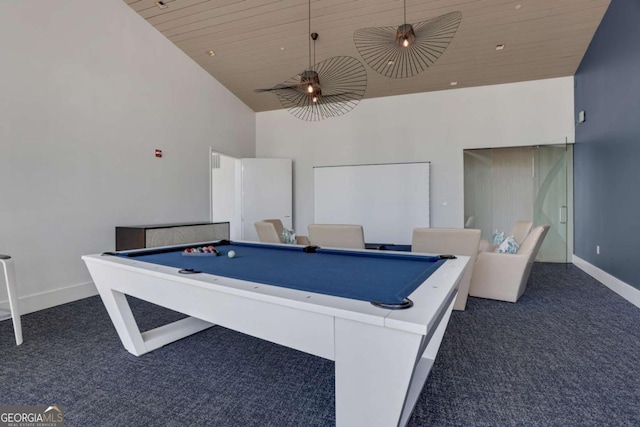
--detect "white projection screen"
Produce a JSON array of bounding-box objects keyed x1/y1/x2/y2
[{"x1": 313, "y1": 163, "x2": 430, "y2": 244}]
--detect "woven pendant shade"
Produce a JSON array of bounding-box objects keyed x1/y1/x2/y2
[
  {"x1": 354, "y1": 10, "x2": 462, "y2": 79},
  {"x1": 256, "y1": 1, "x2": 367, "y2": 121}
]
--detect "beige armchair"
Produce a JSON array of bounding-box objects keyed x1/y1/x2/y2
[
  {"x1": 254, "y1": 219, "x2": 310, "y2": 245},
  {"x1": 478, "y1": 220, "x2": 533, "y2": 252},
  {"x1": 469, "y1": 225, "x2": 550, "y2": 303},
  {"x1": 308, "y1": 224, "x2": 365, "y2": 249},
  {"x1": 411, "y1": 228, "x2": 481, "y2": 311}
]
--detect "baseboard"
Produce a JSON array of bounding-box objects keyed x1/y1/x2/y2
[
  {"x1": 0, "y1": 281, "x2": 98, "y2": 317},
  {"x1": 572, "y1": 255, "x2": 640, "y2": 309}
]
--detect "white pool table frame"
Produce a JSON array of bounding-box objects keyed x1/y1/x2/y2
[{"x1": 83, "y1": 243, "x2": 468, "y2": 427}]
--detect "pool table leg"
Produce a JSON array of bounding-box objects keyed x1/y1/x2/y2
[
  {"x1": 334, "y1": 287, "x2": 457, "y2": 427},
  {"x1": 334, "y1": 318, "x2": 425, "y2": 427},
  {"x1": 99, "y1": 288, "x2": 147, "y2": 355},
  {"x1": 98, "y1": 287, "x2": 212, "y2": 356}
]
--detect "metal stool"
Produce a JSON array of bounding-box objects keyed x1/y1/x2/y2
[{"x1": 1, "y1": 254, "x2": 22, "y2": 345}]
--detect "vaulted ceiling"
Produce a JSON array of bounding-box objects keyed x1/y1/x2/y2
[{"x1": 125, "y1": 0, "x2": 611, "y2": 112}]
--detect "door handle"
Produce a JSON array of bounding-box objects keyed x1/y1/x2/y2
[{"x1": 559, "y1": 206, "x2": 567, "y2": 224}]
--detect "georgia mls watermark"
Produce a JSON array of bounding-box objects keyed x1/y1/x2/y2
[{"x1": 0, "y1": 406, "x2": 63, "y2": 427}]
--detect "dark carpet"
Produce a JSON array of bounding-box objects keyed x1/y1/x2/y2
[{"x1": 1, "y1": 263, "x2": 639, "y2": 426}]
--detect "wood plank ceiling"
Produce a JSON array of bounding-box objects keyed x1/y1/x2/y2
[{"x1": 125, "y1": 0, "x2": 611, "y2": 113}]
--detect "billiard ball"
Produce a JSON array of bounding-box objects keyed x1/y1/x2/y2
[{"x1": 227, "y1": 250, "x2": 236, "y2": 258}]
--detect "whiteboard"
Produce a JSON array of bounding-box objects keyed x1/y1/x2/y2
[{"x1": 314, "y1": 163, "x2": 430, "y2": 244}]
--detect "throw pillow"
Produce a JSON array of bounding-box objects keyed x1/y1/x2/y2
[
  {"x1": 281, "y1": 228, "x2": 297, "y2": 244},
  {"x1": 498, "y1": 235, "x2": 520, "y2": 254},
  {"x1": 490, "y1": 230, "x2": 505, "y2": 246}
]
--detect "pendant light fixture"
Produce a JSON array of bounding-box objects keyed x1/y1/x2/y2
[
  {"x1": 256, "y1": 0, "x2": 367, "y2": 121},
  {"x1": 354, "y1": 2, "x2": 462, "y2": 79}
]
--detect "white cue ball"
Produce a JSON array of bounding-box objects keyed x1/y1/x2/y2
[{"x1": 227, "y1": 250, "x2": 236, "y2": 258}]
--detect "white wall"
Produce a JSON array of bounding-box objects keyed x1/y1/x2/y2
[
  {"x1": 256, "y1": 77, "x2": 574, "y2": 236},
  {"x1": 0, "y1": 0, "x2": 255, "y2": 313}
]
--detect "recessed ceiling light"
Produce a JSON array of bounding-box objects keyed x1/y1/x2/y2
[
  {"x1": 207, "y1": 50, "x2": 215, "y2": 57},
  {"x1": 450, "y1": 81, "x2": 458, "y2": 86},
  {"x1": 280, "y1": 47, "x2": 285, "y2": 51},
  {"x1": 495, "y1": 44, "x2": 505, "y2": 51},
  {"x1": 515, "y1": 4, "x2": 522, "y2": 10},
  {"x1": 387, "y1": 60, "x2": 394, "y2": 66},
  {"x1": 155, "y1": 1, "x2": 168, "y2": 9}
]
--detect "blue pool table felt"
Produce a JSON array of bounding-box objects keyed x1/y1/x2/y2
[{"x1": 116, "y1": 242, "x2": 445, "y2": 305}]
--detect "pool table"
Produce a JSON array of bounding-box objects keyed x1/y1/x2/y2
[{"x1": 83, "y1": 240, "x2": 468, "y2": 427}]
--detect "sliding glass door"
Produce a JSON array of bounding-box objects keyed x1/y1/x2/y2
[
  {"x1": 533, "y1": 143, "x2": 571, "y2": 263},
  {"x1": 464, "y1": 142, "x2": 572, "y2": 263}
]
